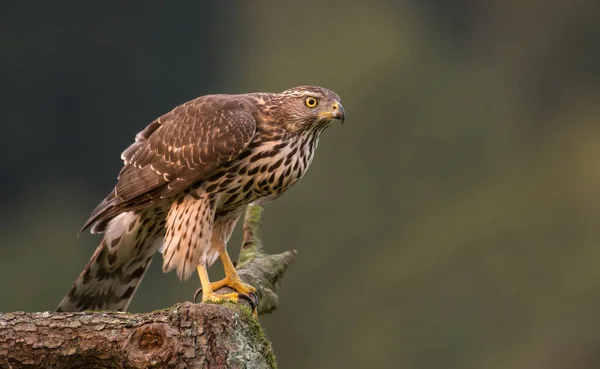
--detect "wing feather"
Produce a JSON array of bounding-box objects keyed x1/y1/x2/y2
[{"x1": 82, "y1": 95, "x2": 257, "y2": 232}]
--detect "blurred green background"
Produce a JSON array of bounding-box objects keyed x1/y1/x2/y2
[{"x1": 2, "y1": 1, "x2": 600, "y2": 368}]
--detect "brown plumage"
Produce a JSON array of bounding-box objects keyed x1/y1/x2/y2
[{"x1": 57, "y1": 86, "x2": 344, "y2": 312}]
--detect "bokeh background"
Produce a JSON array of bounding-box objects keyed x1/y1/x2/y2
[{"x1": 2, "y1": 1, "x2": 600, "y2": 368}]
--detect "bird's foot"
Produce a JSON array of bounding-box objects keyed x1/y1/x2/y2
[
  {"x1": 202, "y1": 291, "x2": 259, "y2": 313},
  {"x1": 194, "y1": 279, "x2": 258, "y2": 316},
  {"x1": 210, "y1": 277, "x2": 257, "y2": 295}
]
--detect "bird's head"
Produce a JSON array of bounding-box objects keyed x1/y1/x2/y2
[{"x1": 275, "y1": 86, "x2": 345, "y2": 133}]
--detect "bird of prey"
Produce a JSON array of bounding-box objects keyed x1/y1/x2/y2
[{"x1": 57, "y1": 85, "x2": 344, "y2": 313}]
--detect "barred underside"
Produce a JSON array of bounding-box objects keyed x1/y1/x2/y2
[{"x1": 162, "y1": 193, "x2": 215, "y2": 281}]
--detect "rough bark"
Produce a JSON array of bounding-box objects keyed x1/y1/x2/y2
[{"x1": 0, "y1": 205, "x2": 295, "y2": 369}]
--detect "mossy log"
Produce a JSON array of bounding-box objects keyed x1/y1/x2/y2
[{"x1": 0, "y1": 205, "x2": 296, "y2": 369}]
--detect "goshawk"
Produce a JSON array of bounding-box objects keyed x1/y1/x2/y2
[{"x1": 57, "y1": 85, "x2": 344, "y2": 312}]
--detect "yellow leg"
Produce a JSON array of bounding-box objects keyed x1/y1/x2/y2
[
  {"x1": 197, "y1": 263, "x2": 214, "y2": 297},
  {"x1": 196, "y1": 262, "x2": 244, "y2": 304},
  {"x1": 195, "y1": 237, "x2": 257, "y2": 313},
  {"x1": 209, "y1": 247, "x2": 256, "y2": 295}
]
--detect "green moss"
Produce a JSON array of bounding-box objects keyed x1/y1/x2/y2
[
  {"x1": 245, "y1": 314, "x2": 277, "y2": 369},
  {"x1": 206, "y1": 300, "x2": 253, "y2": 316},
  {"x1": 237, "y1": 248, "x2": 261, "y2": 268},
  {"x1": 206, "y1": 300, "x2": 277, "y2": 368}
]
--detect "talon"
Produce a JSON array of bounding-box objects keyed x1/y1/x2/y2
[
  {"x1": 236, "y1": 291, "x2": 259, "y2": 316},
  {"x1": 193, "y1": 287, "x2": 203, "y2": 303},
  {"x1": 238, "y1": 293, "x2": 255, "y2": 311},
  {"x1": 248, "y1": 291, "x2": 259, "y2": 309},
  {"x1": 248, "y1": 291, "x2": 259, "y2": 316}
]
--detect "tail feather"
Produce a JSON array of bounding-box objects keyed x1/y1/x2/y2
[{"x1": 57, "y1": 208, "x2": 166, "y2": 312}]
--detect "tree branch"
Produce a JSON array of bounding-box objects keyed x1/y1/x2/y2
[{"x1": 0, "y1": 205, "x2": 295, "y2": 369}]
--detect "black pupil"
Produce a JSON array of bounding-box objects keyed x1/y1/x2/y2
[{"x1": 308, "y1": 98, "x2": 315, "y2": 106}]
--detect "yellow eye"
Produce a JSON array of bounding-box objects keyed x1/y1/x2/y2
[{"x1": 305, "y1": 97, "x2": 318, "y2": 108}]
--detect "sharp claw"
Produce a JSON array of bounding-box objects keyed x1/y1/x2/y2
[
  {"x1": 237, "y1": 293, "x2": 256, "y2": 311},
  {"x1": 193, "y1": 287, "x2": 203, "y2": 303},
  {"x1": 248, "y1": 291, "x2": 259, "y2": 309},
  {"x1": 239, "y1": 291, "x2": 259, "y2": 316}
]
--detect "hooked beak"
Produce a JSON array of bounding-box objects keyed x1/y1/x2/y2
[
  {"x1": 332, "y1": 101, "x2": 345, "y2": 124},
  {"x1": 317, "y1": 101, "x2": 345, "y2": 124}
]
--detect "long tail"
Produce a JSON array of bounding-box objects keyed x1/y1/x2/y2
[{"x1": 57, "y1": 209, "x2": 166, "y2": 312}]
